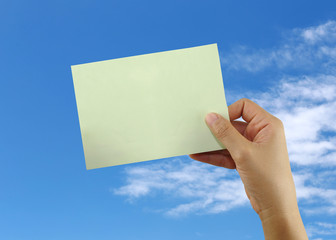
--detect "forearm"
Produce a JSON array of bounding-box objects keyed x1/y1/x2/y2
[{"x1": 260, "y1": 206, "x2": 308, "y2": 240}]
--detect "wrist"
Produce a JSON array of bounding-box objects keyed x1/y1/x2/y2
[
  {"x1": 259, "y1": 202, "x2": 299, "y2": 223},
  {"x1": 259, "y1": 205, "x2": 308, "y2": 240}
]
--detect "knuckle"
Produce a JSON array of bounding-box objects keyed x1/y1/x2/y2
[
  {"x1": 272, "y1": 116, "x2": 284, "y2": 129},
  {"x1": 241, "y1": 98, "x2": 253, "y2": 104}
]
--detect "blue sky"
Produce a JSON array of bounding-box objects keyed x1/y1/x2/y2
[{"x1": 1, "y1": 0, "x2": 336, "y2": 239}]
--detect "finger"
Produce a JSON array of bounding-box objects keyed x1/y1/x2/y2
[
  {"x1": 229, "y1": 99, "x2": 276, "y2": 141},
  {"x1": 189, "y1": 150, "x2": 236, "y2": 169},
  {"x1": 205, "y1": 112, "x2": 251, "y2": 161},
  {"x1": 189, "y1": 149, "x2": 229, "y2": 160},
  {"x1": 228, "y1": 98, "x2": 273, "y2": 123},
  {"x1": 231, "y1": 120, "x2": 247, "y2": 136}
]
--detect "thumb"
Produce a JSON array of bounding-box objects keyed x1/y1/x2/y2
[{"x1": 205, "y1": 112, "x2": 250, "y2": 160}]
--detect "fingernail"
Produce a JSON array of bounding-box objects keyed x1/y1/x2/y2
[{"x1": 205, "y1": 112, "x2": 219, "y2": 126}]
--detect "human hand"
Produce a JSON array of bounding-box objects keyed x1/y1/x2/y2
[{"x1": 189, "y1": 98, "x2": 307, "y2": 239}]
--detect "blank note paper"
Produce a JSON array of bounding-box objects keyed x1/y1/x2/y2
[{"x1": 71, "y1": 43, "x2": 229, "y2": 170}]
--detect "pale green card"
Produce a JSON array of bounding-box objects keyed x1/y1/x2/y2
[{"x1": 71, "y1": 43, "x2": 228, "y2": 170}]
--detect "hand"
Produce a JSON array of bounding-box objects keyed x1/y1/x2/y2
[{"x1": 189, "y1": 98, "x2": 308, "y2": 240}]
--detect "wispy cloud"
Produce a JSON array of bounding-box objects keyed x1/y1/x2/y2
[
  {"x1": 114, "y1": 20, "x2": 336, "y2": 238},
  {"x1": 250, "y1": 74, "x2": 336, "y2": 166},
  {"x1": 293, "y1": 171, "x2": 336, "y2": 215},
  {"x1": 306, "y1": 222, "x2": 336, "y2": 239},
  {"x1": 114, "y1": 158, "x2": 248, "y2": 217},
  {"x1": 221, "y1": 20, "x2": 336, "y2": 73},
  {"x1": 300, "y1": 21, "x2": 336, "y2": 44}
]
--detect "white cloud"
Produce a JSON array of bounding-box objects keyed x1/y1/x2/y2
[
  {"x1": 250, "y1": 75, "x2": 336, "y2": 166},
  {"x1": 300, "y1": 21, "x2": 336, "y2": 44},
  {"x1": 293, "y1": 172, "x2": 336, "y2": 215},
  {"x1": 306, "y1": 222, "x2": 336, "y2": 239},
  {"x1": 114, "y1": 158, "x2": 248, "y2": 217},
  {"x1": 113, "y1": 21, "x2": 336, "y2": 236},
  {"x1": 221, "y1": 20, "x2": 336, "y2": 73}
]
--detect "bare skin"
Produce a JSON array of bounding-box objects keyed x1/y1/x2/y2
[{"x1": 189, "y1": 98, "x2": 308, "y2": 240}]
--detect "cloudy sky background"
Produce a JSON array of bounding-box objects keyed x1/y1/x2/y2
[
  {"x1": 114, "y1": 20, "x2": 336, "y2": 239},
  {"x1": 1, "y1": 1, "x2": 335, "y2": 240}
]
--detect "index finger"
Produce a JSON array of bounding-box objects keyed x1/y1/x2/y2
[{"x1": 228, "y1": 98, "x2": 272, "y2": 123}]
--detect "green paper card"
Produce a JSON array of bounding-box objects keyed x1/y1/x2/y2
[{"x1": 71, "y1": 43, "x2": 229, "y2": 170}]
